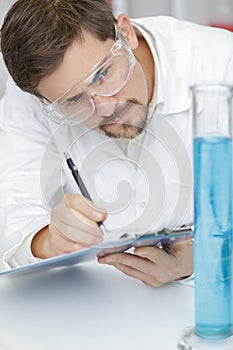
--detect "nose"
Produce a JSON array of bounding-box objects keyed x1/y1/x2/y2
[{"x1": 92, "y1": 95, "x2": 117, "y2": 117}]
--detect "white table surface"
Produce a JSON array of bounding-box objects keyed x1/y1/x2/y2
[{"x1": 0, "y1": 261, "x2": 194, "y2": 350}]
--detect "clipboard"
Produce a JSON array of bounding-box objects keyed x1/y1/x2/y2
[{"x1": 0, "y1": 226, "x2": 193, "y2": 277}]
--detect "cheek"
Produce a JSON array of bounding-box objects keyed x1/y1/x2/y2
[
  {"x1": 81, "y1": 113, "x2": 102, "y2": 130},
  {"x1": 120, "y1": 75, "x2": 148, "y2": 104},
  {"x1": 128, "y1": 62, "x2": 148, "y2": 103}
]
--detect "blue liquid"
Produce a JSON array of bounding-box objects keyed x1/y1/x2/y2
[{"x1": 194, "y1": 136, "x2": 233, "y2": 339}]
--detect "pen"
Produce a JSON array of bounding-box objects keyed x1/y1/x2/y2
[{"x1": 64, "y1": 152, "x2": 108, "y2": 237}]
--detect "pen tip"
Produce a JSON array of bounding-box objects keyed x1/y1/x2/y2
[{"x1": 64, "y1": 151, "x2": 70, "y2": 160}]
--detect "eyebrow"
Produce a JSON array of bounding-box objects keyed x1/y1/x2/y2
[
  {"x1": 66, "y1": 92, "x2": 83, "y2": 103},
  {"x1": 62, "y1": 55, "x2": 114, "y2": 103}
]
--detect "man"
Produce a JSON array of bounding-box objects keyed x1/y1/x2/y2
[{"x1": 0, "y1": 0, "x2": 232, "y2": 285}]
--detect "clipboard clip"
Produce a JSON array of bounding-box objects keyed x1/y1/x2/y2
[
  {"x1": 120, "y1": 225, "x2": 193, "y2": 242},
  {"x1": 155, "y1": 225, "x2": 194, "y2": 237}
]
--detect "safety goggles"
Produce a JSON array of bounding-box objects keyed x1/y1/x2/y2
[{"x1": 41, "y1": 26, "x2": 136, "y2": 125}]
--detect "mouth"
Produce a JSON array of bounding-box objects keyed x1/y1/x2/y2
[
  {"x1": 98, "y1": 102, "x2": 149, "y2": 139},
  {"x1": 104, "y1": 104, "x2": 132, "y2": 126}
]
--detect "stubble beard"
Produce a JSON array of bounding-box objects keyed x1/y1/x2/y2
[{"x1": 98, "y1": 100, "x2": 149, "y2": 139}]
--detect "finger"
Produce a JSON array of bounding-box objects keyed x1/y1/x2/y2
[
  {"x1": 63, "y1": 194, "x2": 107, "y2": 222},
  {"x1": 110, "y1": 262, "x2": 164, "y2": 287},
  {"x1": 52, "y1": 204, "x2": 104, "y2": 241},
  {"x1": 99, "y1": 253, "x2": 169, "y2": 286},
  {"x1": 134, "y1": 246, "x2": 184, "y2": 279},
  {"x1": 134, "y1": 246, "x2": 172, "y2": 265},
  {"x1": 99, "y1": 252, "x2": 162, "y2": 278},
  {"x1": 135, "y1": 241, "x2": 193, "y2": 278},
  {"x1": 55, "y1": 223, "x2": 103, "y2": 247},
  {"x1": 100, "y1": 249, "x2": 183, "y2": 283},
  {"x1": 56, "y1": 206, "x2": 102, "y2": 233},
  {"x1": 49, "y1": 228, "x2": 88, "y2": 255}
]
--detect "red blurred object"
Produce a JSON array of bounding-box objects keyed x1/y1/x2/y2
[
  {"x1": 105, "y1": 0, "x2": 112, "y2": 10},
  {"x1": 209, "y1": 23, "x2": 233, "y2": 32}
]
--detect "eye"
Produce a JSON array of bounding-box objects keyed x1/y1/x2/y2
[
  {"x1": 67, "y1": 93, "x2": 83, "y2": 104},
  {"x1": 92, "y1": 65, "x2": 111, "y2": 85}
]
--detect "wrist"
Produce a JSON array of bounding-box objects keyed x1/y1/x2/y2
[{"x1": 31, "y1": 225, "x2": 50, "y2": 259}]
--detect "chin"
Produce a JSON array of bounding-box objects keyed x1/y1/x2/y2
[
  {"x1": 99, "y1": 122, "x2": 145, "y2": 139},
  {"x1": 98, "y1": 104, "x2": 149, "y2": 139}
]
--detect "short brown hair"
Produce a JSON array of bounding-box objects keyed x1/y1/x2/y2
[{"x1": 1, "y1": 0, "x2": 115, "y2": 97}]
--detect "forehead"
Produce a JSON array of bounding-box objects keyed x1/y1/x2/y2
[{"x1": 38, "y1": 31, "x2": 113, "y2": 100}]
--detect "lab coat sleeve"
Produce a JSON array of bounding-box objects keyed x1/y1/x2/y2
[
  {"x1": 3, "y1": 227, "x2": 44, "y2": 269},
  {"x1": 175, "y1": 273, "x2": 194, "y2": 287},
  {"x1": 0, "y1": 78, "x2": 56, "y2": 271}
]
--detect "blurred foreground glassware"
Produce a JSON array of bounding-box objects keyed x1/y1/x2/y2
[{"x1": 178, "y1": 82, "x2": 233, "y2": 349}]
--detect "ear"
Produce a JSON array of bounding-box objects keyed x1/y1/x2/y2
[{"x1": 116, "y1": 14, "x2": 138, "y2": 50}]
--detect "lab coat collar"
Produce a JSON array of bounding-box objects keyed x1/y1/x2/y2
[
  {"x1": 131, "y1": 19, "x2": 191, "y2": 116},
  {"x1": 154, "y1": 34, "x2": 191, "y2": 115}
]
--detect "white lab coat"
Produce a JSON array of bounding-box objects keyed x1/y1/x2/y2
[{"x1": 0, "y1": 16, "x2": 233, "y2": 270}]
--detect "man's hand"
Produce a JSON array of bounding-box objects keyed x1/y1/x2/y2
[
  {"x1": 98, "y1": 238, "x2": 193, "y2": 286},
  {"x1": 32, "y1": 194, "x2": 107, "y2": 259}
]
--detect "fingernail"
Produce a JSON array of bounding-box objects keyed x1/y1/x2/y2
[
  {"x1": 98, "y1": 258, "x2": 105, "y2": 264},
  {"x1": 99, "y1": 257, "x2": 114, "y2": 264},
  {"x1": 93, "y1": 211, "x2": 104, "y2": 221}
]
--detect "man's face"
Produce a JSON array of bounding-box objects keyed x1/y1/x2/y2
[{"x1": 38, "y1": 30, "x2": 149, "y2": 139}]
